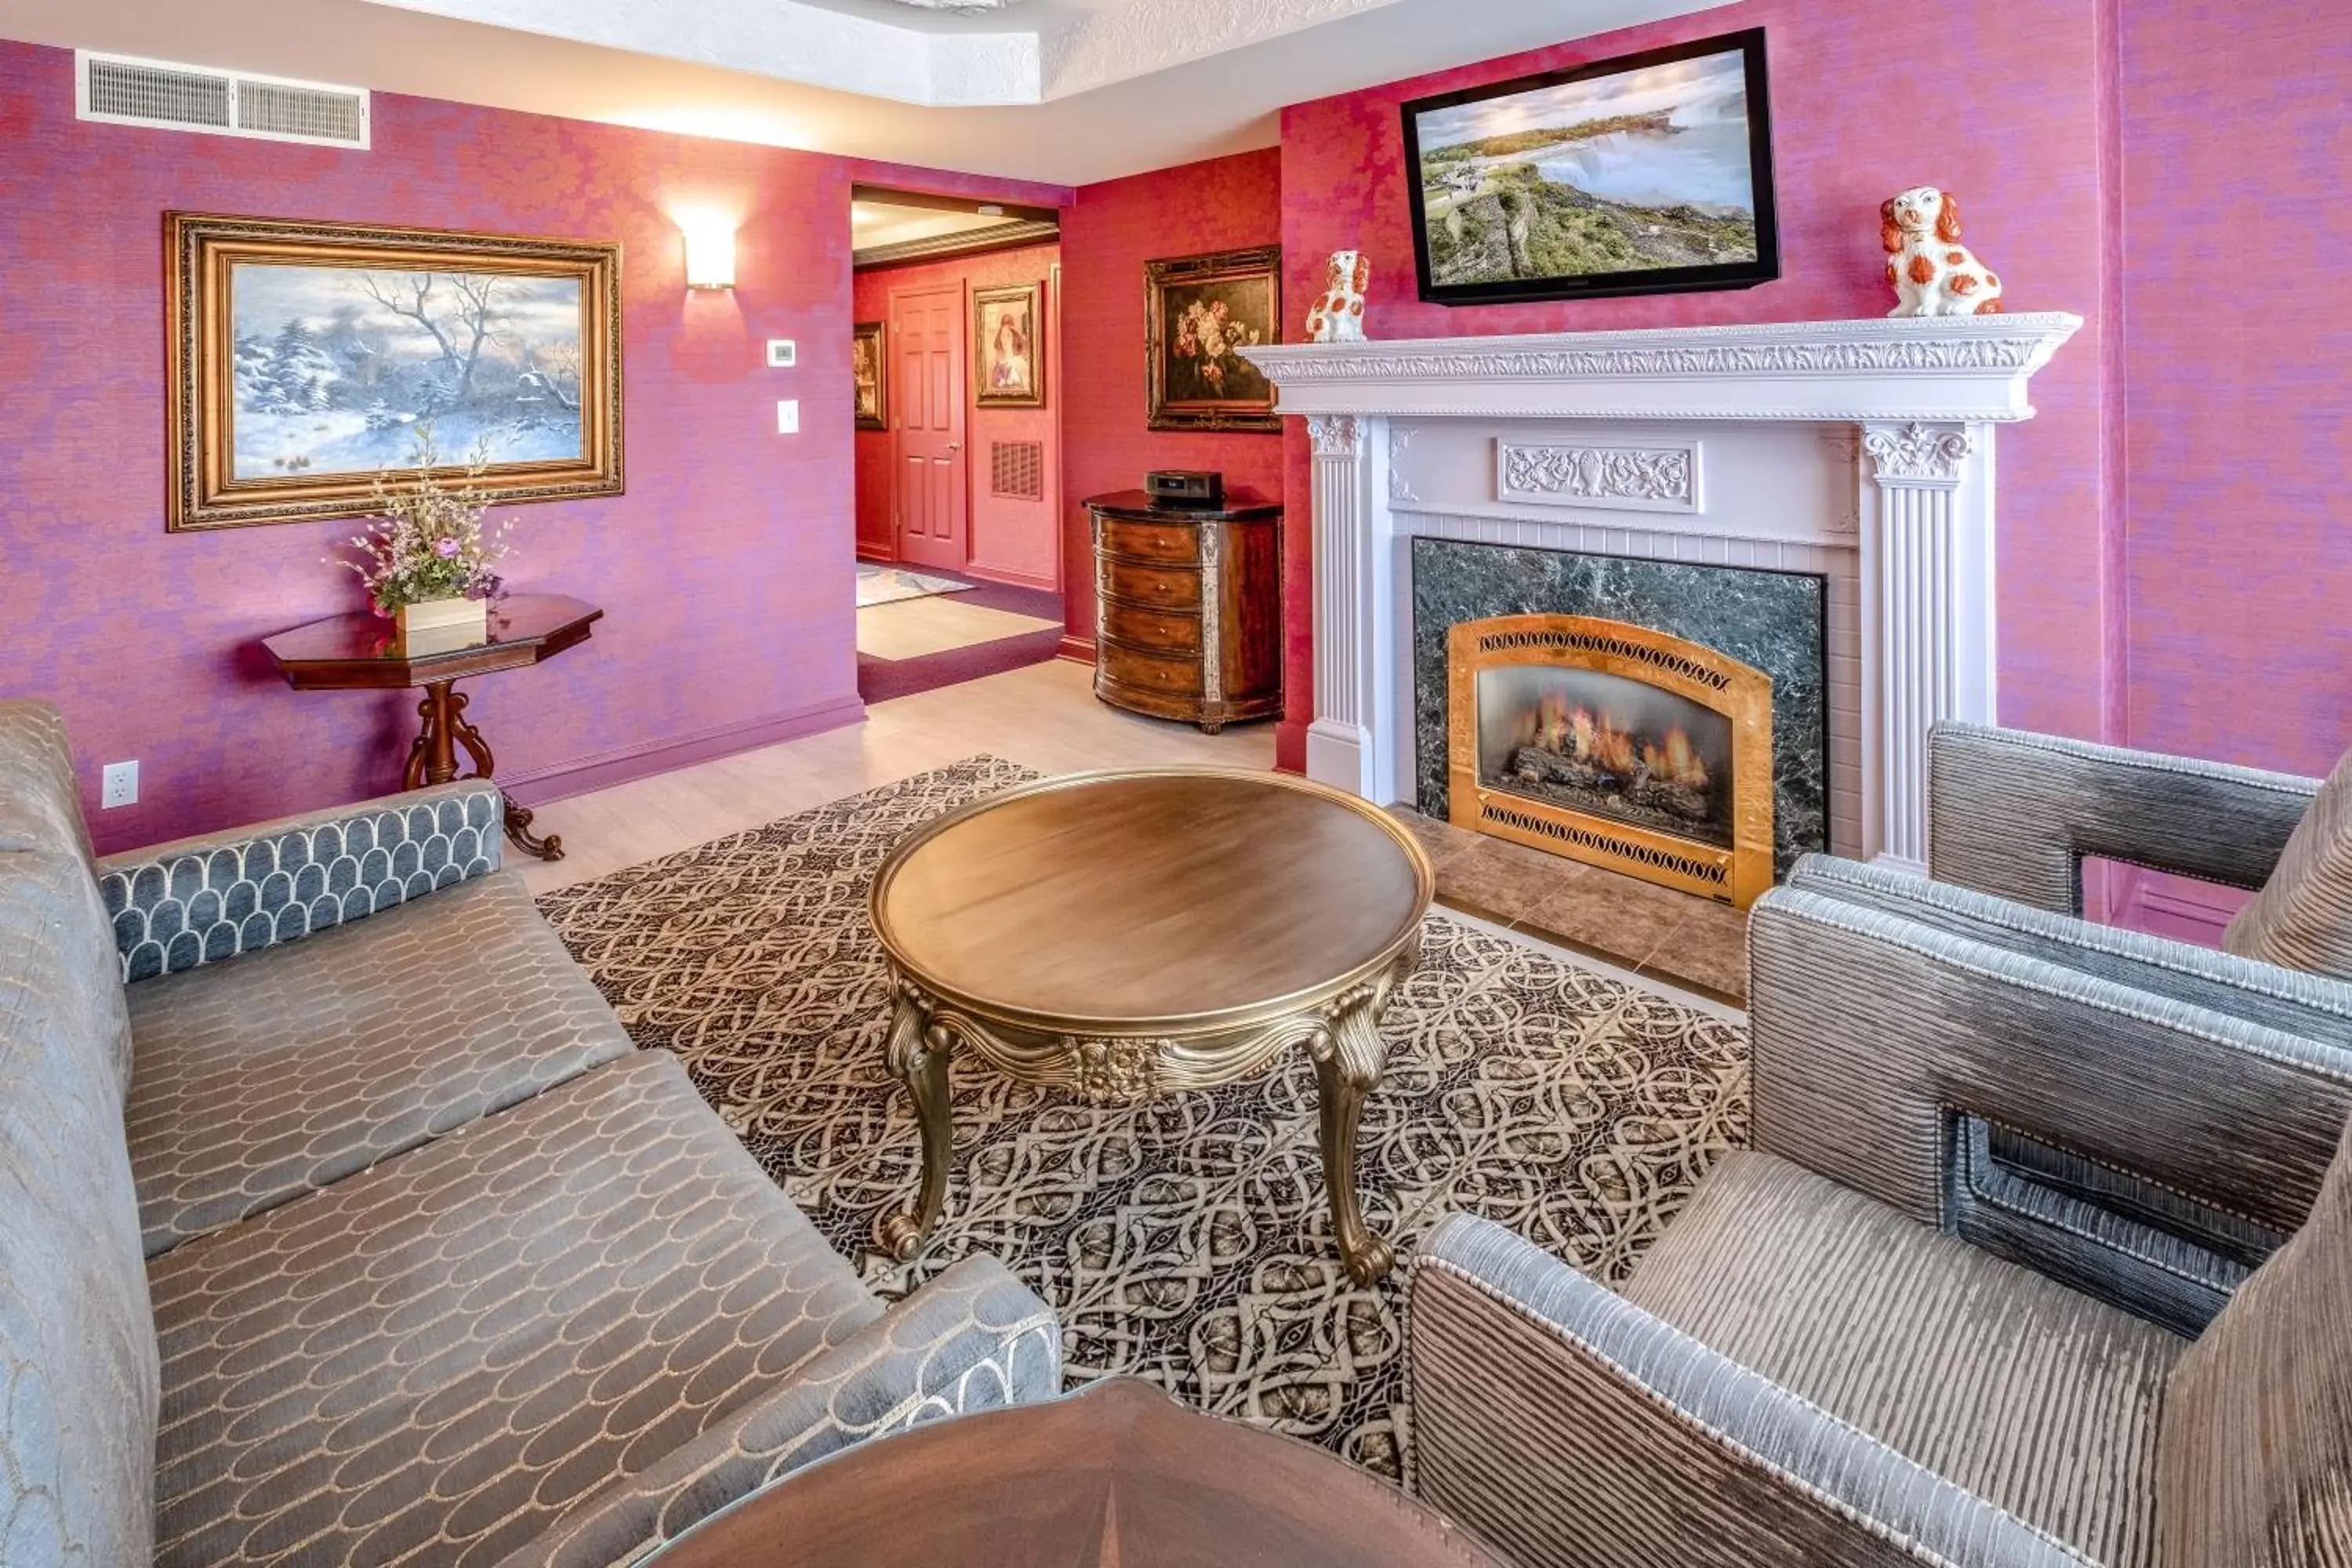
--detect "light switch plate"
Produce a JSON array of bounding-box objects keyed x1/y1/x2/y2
[
  {"x1": 766, "y1": 339, "x2": 797, "y2": 368},
  {"x1": 100, "y1": 760, "x2": 138, "y2": 808},
  {"x1": 775, "y1": 399, "x2": 800, "y2": 434}
]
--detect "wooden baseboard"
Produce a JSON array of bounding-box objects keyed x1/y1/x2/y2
[
  {"x1": 964, "y1": 562, "x2": 1060, "y2": 593},
  {"x1": 499, "y1": 694, "x2": 868, "y2": 808},
  {"x1": 1056, "y1": 633, "x2": 1096, "y2": 665}
]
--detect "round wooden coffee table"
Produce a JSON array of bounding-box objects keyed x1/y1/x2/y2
[
  {"x1": 869, "y1": 768, "x2": 1434, "y2": 1283},
  {"x1": 648, "y1": 1378, "x2": 1501, "y2": 1567}
]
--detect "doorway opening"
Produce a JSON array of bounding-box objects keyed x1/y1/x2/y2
[{"x1": 851, "y1": 186, "x2": 1066, "y2": 702}]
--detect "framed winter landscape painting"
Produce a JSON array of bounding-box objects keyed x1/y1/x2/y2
[
  {"x1": 1400, "y1": 27, "x2": 1779, "y2": 306},
  {"x1": 165, "y1": 212, "x2": 623, "y2": 531}
]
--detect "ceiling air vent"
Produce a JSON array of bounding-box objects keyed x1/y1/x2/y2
[{"x1": 76, "y1": 50, "x2": 368, "y2": 149}]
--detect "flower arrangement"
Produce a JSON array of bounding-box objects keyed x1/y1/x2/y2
[
  {"x1": 336, "y1": 425, "x2": 511, "y2": 615},
  {"x1": 1171, "y1": 296, "x2": 1261, "y2": 394}
]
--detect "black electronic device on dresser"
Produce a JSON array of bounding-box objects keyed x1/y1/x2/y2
[
  {"x1": 1144, "y1": 470, "x2": 1226, "y2": 509},
  {"x1": 1085, "y1": 488, "x2": 1282, "y2": 734}
]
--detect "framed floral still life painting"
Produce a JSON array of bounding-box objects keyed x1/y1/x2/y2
[
  {"x1": 853, "y1": 320, "x2": 888, "y2": 431},
  {"x1": 972, "y1": 282, "x2": 1044, "y2": 408},
  {"x1": 165, "y1": 211, "x2": 624, "y2": 532},
  {"x1": 1144, "y1": 245, "x2": 1280, "y2": 434}
]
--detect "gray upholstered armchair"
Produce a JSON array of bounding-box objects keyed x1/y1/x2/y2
[
  {"x1": 1927, "y1": 720, "x2": 2352, "y2": 978},
  {"x1": 1407, "y1": 869, "x2": 2352, "y2": 1568}
]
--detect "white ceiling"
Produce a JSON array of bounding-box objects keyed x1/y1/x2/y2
[
  {"x1": 0, "y1": 0, "x2": 1730, "y2": 186},
  {"x1": 851, "y1": 200, "x2": 1029, "y2": 251}
]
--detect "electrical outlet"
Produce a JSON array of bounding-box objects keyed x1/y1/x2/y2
[
  {"x1": 100, "y1": 760, "x2": 139, "y2": 808},
  {"x1": 765, "y1": 339, "x2": 797, "y2": 368},
  {"x1": 775, "y1": 399, "x2": 800, "y2": 434}
]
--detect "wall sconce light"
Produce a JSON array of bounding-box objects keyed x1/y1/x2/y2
[{"x1": 678, "y1": 212, "x2": 737, "y2": 291}]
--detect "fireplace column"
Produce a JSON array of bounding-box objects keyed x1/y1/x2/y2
[
  {"x1": 1306, "y1": 414, "x2": 1379, "y2": 797},
  {"x1": 1860, "y1": 420, "x2": 1995, "y2": 874}
]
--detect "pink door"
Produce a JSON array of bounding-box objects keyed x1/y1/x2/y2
[{"x1": 892, "y1": 285, "x2": 967, "y2": 571}]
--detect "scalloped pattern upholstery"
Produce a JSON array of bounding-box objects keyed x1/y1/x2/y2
[
  {"x1": 505, "y1": 1256, "x2": 1064, "y2": 1567},
  {"x1": 148, "y1": 1051, "x2": 884, "y2": 1568},
  {"x1": 125, "y1": 869, "x2": 633, "y2": 1257},
  {"x1": 98, "y1": 784, "x2": 502, "y2": 982}
]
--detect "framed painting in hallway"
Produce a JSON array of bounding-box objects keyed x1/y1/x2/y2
[
  {"x1": 972, "y1": 282, "x2": 1045, "y2": 408},
  {"x1": 1144, "y1": 245, "x2": 1281, "y2": 434},
  {"x1": 165, "y1": 211, "x2": 625, "y2": 531},
  {"x1": 853, "y1": 320, "x2": 888, "y2": 431}
]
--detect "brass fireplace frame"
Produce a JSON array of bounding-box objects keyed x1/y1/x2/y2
[{"x1": 1446, "y1": 614, "x2": 1776, "y2": 909}]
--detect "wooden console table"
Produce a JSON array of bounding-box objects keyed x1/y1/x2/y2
[{"x1": 260, "y1": 594, "x2": 602, "y2": 862}]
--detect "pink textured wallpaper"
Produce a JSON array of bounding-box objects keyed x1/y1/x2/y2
[
  {"x1": 0, "y1": 39, "x2": 870, "y2": 854},
  {"x1": 851, "y1": 241, "x2": 1064, "y2": 590},
  {"x1": 1058, "y1": 150, "x2": 1287, "y2": 655},
  {"x1": 2118, "y1": 3, "x2": 2352, "y2": 774},
  {"x1": 1273, "y1": 0, "x2": 2111, "y2": 770}
]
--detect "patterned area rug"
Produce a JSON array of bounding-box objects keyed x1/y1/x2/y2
[
  {"x1": 535, "y1": 759, "x2": 1748, "y2": 1477},
  {"x1": 855, "y1": 562, "x2": 974, "y2": 608}
]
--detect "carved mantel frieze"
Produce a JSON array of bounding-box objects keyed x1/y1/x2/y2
[
  {"x1": 1243, "y1": 313, "x2": 2080, "y2": 424},
  {"x1": 1497, "y1": 441, "x2": 1700, "y2": 514}
]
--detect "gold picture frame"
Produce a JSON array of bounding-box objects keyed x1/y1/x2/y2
[
  {"x1": 165, "y1": 211, "x2": 625, "y2": 532},
  {"x1": 853, "y1": 320, "x2": 889, "y2": 431},
  {"x1": 971, "y1": 281, "x2": 1044, "y2": 408},
  {"x1": 1144, "y1": 245, "x2": 1281, "y2": 434}
]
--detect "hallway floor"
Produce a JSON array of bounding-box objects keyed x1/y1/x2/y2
[{"x1": 852, "y1": 561, "x2": 1065, "y2": 703}]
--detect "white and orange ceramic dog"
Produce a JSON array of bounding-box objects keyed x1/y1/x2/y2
[
  {"x1": 1881, "y1": 186, "x2": 2004, "y2": 317},
  {"x1": 1304, "y1": 249, "x2": 1369, "y2": 343}
]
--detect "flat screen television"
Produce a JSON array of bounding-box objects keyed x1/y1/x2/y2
[{"x1": 1400, "y1": 28, "x2": 1780, "y2": 307}]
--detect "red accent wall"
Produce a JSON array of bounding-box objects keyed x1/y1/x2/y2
[
  {"x1": 0, "y1": 38, "x2": 1049, "y2": 855},
  {"x1": 1058, "y1": 150, "x2": 1287, "y2": 657},
  {"x1": 2097, "y1": 1, "x2": 2352, "y2": 939},
  {"x1": 851, "y1": 241, "x2": 1064, "y2": 590},
  {"x1": 1273, "y1": 0, "x2": 2113, "y2": 772},
  {"x1": 2118, "y1": 2, "x2": 2352, "y2": 775}
]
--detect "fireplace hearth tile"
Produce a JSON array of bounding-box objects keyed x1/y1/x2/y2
[
  {"x1": 1390, "y1": 806, "x2": 1748, "y2": 1005},
  {"x1": 1642, "y1": 897, "x2": 1751, "y2": 1000}
]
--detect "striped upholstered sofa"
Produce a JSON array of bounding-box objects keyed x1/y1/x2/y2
[
  {"x1": 1408, "y1": 850, "x2": 2352, "y2": 1567},
  {"x1": 0, "y1": 699, "x2": 1060, "y2": 1567}
]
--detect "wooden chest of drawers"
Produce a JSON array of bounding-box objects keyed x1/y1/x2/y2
[{"x1": 1085, "y1": 490, "x2": 1283, "y2": 733}]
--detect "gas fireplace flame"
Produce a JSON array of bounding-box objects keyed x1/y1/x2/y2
[{"x1": 1520, "y1": 693, "x2": 1709, "y2": 791}]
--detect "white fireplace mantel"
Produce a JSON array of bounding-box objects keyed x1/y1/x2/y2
[{"x1": 1240, "y1": 312, "x2": 2082, "y2": 875}]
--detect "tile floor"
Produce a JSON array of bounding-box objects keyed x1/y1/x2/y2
[{"x1": 1392, "y1": 809, "x2": 1749, "y2": 1004}]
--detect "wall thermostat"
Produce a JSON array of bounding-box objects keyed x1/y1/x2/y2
[{"x1": 766, "y1": 339, "x2": 797, "y2": 368}]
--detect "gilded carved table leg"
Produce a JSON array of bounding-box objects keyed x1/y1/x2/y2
[
  {"x1": 878, "y1": 980, "x2": 956, "y2": 1261},
  {"x1": 1312, "y1": 975, "x2": 1397, "y2": 1286}
]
